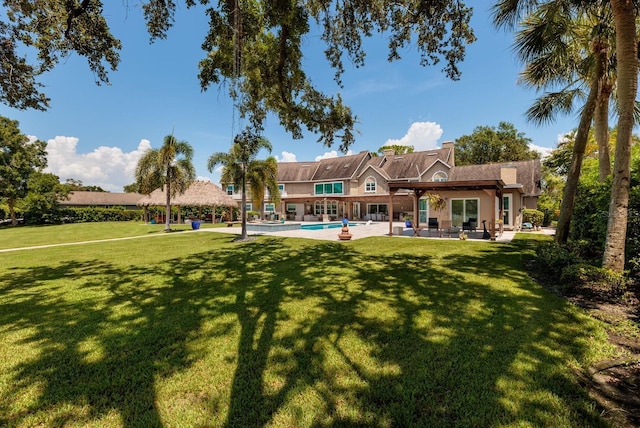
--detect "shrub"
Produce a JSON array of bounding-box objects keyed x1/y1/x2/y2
[
  {"x1": 60, "y1": 207, "x2": 143, "y2": 223},
  {"x1": 560, "y1": 263, "x2": 628, "y2": 299},
  {"x1": 535, "y1": 241, "x2": 582, "y2": 276},
  {"x1": 522, "y1": 209, "x2": 544, "y2": 227}
]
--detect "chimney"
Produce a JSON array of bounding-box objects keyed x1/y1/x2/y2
[
  {"x1": 442, "y1": 141, "x2": 454, "y2": 166},
  {"x1": 383, "y1": 149, "x2": 395, "y2": 157}
]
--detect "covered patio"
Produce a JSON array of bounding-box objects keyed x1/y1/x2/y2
[{"x1": 386, "y1": 179, "x2": 505, "y2": 240}]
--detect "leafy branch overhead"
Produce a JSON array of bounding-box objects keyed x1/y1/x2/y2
[
  {"x1": 1, "y1": 0, "x2": 121, "y2": 110},
  {"x1": 2, "y1": 1, "x2": 475, "y2": 149}
]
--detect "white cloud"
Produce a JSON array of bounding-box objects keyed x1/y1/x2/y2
[
  {"x1": 385, "y1": 121, "x2": 443, "y2": 151},
  {"x1": 315, "y1": 150, "x2": 339, "y2": 161},
  {"x1": 529, "y1": 143, "x2": 553, "y2": 159},
  {"x1": 277, "y1": 151, "x2": 297, "y2": 162},
  {"x1": 41, "y1": 136, "x2": 152, "y2": 192},
  {"x1": 314, "y1": 149, "x2": 353, "y2": 161}
]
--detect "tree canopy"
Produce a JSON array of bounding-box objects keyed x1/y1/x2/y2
[
  {"x1": 0, "y1": 115, "x2": 47, "y2": 225},
  {"x1": 1, "y1": 1, "x2": 475, "y2": 150},
  {"x1": 453, "y1": 122, "x2": 540, "y2": 166}
]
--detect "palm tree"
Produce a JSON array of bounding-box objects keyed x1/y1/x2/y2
[
  {"x1": 247, "y1": 156, "x2": 280, "y2": 220},
  {"x1": 135, "y1": 134, "x2": 195, "y2": 231},
  {"x1": 493, "y1": 0, "x2": 638, "y2": 272},
  {"x1": 499, "y1": 1, "x2": 616, "y2": 243},
  {"x1": 208, "y1": 129, "x2": 279, "y2": 240}
]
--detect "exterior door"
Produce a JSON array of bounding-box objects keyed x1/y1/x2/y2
[{"x1": 451, "y1": 198, "x2": 478, "y2": 227}]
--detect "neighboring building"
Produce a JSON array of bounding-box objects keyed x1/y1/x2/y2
[
  {"x1": 59, "y1": 191, "x2": 144, "y2": 210},
  {"x1": 228, "y1": 141, "x2": 541, "y2": 232}
]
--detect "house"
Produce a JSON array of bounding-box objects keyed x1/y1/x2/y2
[
  {"x1": 229, "y1": 141, "x2": 541, "y2": 233},
  {"x1": 59, "y1": 191, "x2": 144, "y2": 210}
]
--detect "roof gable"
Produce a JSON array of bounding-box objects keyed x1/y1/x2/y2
[
  {"x1": 311, "y1": 151, "x2": 371, "y2": 181},
  {"x1": 376, "y1": 148, "x2": 451, "y2": 180}
]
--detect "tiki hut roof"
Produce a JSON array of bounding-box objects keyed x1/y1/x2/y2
[{"x1": 137, "y1": 181, "x2": 238, "y2": 207}]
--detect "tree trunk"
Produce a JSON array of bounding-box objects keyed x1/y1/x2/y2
[
  {"x1": 594, "y1": 41, "x2": 613, "y2": 180},
  {"x1": 240, "y1": 165, "x2": 248, "y2": 240},
  {"x1": 165, "y1": 179, "x2": 172, "y2": 232},
  {"x1": 555, "y1": 71, "x2": 600, "y2": 243},
  {"x1": 603, "y1": 0, "x2": 636, "y2": 272},
  {"x1": 8, "y1": 197, "x2": 17, "y2": 226}
]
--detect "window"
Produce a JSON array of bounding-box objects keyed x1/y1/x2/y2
[
  {"x1": 278, "y1": 183, "x2": 285, "y2": 192},
  {"x1": 314, "y1": 181, "x2": 344, "y2": 195},
  {"x1": 286, "y1": 204, "x2": 296, "y2": 212},
  {"x1": 432, "y1": 171, "x2": 448, "y2": 182},
  {"x1": 419, "y1": 198, "x2": 428, "y2": 223},
  {"x1": 365, "y1": 177, "x2": 376, "y2": 193},
  {"x1": 245, "y1": 203, "x2": 253, "y2": 212},
  {"x1": 367, "y1": 204, "x2": 388, "y2": 215},
  {"x1": 451, "y1": 198, "x2": 478, "y2": 227},
  {"x1": 264, "y1": 203, "x2": 275, "y2": 213},
  {"x1": 226, "y1": 185, "x2": 234, "y2": 195},
  {"x1": 314, "y1": 200, "x2": 337, "y2": 215}
]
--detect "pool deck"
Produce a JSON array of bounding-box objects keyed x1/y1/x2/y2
[{"x1": 202, "y1": 221, "x2": 555, "y2": 242}]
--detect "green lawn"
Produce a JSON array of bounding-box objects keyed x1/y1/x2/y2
[
  {"x1": 0, "y1": 221, "x2": 227, "y2": 250},
  {"x1": 0, "y1": 225, "x2": 616, "y2": 427}
]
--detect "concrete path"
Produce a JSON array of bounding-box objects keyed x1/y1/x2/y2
[{"x1": 200, "y1": 221, "x2": 555, "y2": 242}]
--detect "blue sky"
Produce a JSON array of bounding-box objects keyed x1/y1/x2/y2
[{"x1": 1, "y1": 3, "x2": 574, "y2": 192}]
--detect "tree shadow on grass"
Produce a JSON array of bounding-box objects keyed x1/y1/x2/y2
[
  {"x1": 0, "y1": 236, "x2": 609, "y2": 427},
  {"x1": 0, "y1": 258, "x2": 200, "y2": 426}
]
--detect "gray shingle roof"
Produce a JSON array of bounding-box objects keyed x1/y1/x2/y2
[
  {"x1": 277, "y1": 161, "x2": 319, "y2": 182},
  {"x1": 449, "y1": 159, "x2": 541, "y2": 196},
  {"x1": 311, "y1": 151, "x2": 371, "y2": 181},
  {"x1": 60, "y1": 191, "x2": 143, "y2": 206}
]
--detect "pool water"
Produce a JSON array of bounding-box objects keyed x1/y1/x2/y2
[{"x1": 300, "y1": 222, "x2": 359, "y2": 230}]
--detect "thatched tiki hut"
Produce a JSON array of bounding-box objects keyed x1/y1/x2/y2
[{"x1": 137, "y1": 181, "x2": 238, "y2": 224}]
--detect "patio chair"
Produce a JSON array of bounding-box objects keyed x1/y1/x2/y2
[
  {"x1": 441, "y1": 220, "x2": 458, "y2": 238},
  {"x1": 406, "y1": 220, "x2": 424, "y2": 237},
  {"x1": 427, "y1": 217, "x2": 439, "y2": 236},
  {"x1": 462, "y1": 218, "x2": 477, "y2": 232}
]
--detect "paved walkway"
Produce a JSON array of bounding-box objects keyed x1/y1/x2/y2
[{"x1": 201, "y1": 221, "x2": 555, "y2": 242}]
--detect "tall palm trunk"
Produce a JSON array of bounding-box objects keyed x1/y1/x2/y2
[
  {"x1": 603, "y1": 0, "x2": 636, "y2": 272},
  {"x1": 593, "y1": 43, "x2": 613, "y2": 181},
  {"x1": 165, "y1": 172, "x2": 172, "y2": 231},
  {"x1": 595, "y1": 78, "x2": 613, "y2": 180},
  {"x1": 555, "y1": 66, "x2": 601, "y2": 242}
]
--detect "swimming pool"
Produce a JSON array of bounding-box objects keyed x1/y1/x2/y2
[{"x1": 300, "y1": 222, "x2": 360, "y2": 230}]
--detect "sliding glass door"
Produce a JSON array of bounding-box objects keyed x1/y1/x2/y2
[{"x1": 451, "y1": 198, "x2": 478, "y2": 227}]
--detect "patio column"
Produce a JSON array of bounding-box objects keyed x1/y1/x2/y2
[
  {"x1": 388, "y1": 190, "x2": 396, "y2": 235},
  {"x1": 413, "y1": 189, "x2": 427, "y2": 227}
]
